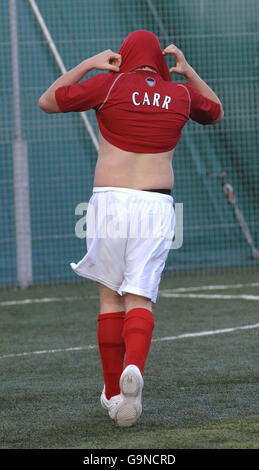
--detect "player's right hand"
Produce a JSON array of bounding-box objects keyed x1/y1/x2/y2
[
  {"x1": 162, "y1": 44, "x2": 190, "y2": 76},
  {"x1": 90, "y1": 50, "x2": 122, "y2": 72}
]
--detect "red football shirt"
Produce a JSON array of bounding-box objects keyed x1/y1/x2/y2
[{"x1": 55, "y1": 70, "x2": 221, "y2": 153}]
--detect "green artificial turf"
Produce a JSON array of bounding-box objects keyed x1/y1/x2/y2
[{"x1": 0, "y1": 269, "x2": 259, "y2": 449}]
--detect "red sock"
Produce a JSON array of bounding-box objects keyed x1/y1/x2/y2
[
  {"x1": 97, "y1": 311, "x2": 125, "y2": 399},
  {"x1": 122, "y1": 308, "x2": 154, "y2": 376}
]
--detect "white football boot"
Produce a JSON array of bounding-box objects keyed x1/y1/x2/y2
[
  {"x1": 100, "y1": 386, "x2": 122, "y2": 420},
  {"x1": 114, "y1": 364, "x2": 144, "y2": 427}
]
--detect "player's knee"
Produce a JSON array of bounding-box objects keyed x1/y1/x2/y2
[
  {"x1": 97, "y1": 283, "x2": 124, "y2": 312},
  {"x1": 124, "y1": 293, "x2": 152, "y2": 313}
]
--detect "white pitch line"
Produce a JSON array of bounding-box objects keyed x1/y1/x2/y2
[
  {"x1": 0, "y1": 344, "x2": 97, "y2": 360},
  {"x1": 158, "y1": 293, "x2": 259, "y2": 300},
  {"x1": 0, "y1": 322, "x2": 258, "y2": 360},
  {"x1": 1, "y1": 281, "x2": 259, "y2": 306},
  {"x1": 161, "y1": 282, "x2": 259, "y2": 293},
  {"x1": 152, "y1": 322, "x2": 259, "y2": 342},
  {"x1": 0, "y1": 296, "x2": 97, "y2": 306}
]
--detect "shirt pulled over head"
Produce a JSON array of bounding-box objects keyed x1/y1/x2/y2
[
  {"x1": 55, "y1": 30, "x2": 221, "y2": 153},
  {"x1": 117, "y1": 30, "x2": 171, "y2": 81}
]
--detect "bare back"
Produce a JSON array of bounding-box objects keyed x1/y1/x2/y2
[{"x1": 94, "y1": 133, "x2": 175, "y2": 190}]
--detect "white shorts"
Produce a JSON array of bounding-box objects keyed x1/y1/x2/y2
[{"x1": 70, "y1": 187, "x2": 175, "y2": 303}]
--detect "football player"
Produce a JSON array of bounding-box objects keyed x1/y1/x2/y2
[{"x1": 39, "y1": 30, "x2": 224, "y2": 427}]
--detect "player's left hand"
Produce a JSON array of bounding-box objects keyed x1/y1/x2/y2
[
  {"x1": 162, "y1": 44, "x2": 190, "y2": 76},
  {"x1": 90, "y1": 50, "x2": 122, "y2": 72}
]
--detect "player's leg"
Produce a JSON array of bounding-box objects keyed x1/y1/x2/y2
[
  {"x1": 98, "y1": 282, "x2": 124, "y2": 313},
  {"x1": 114, "y1": 293, "x2": 154, "y2": 427},
  {"x1": 123, "y1": 293, "x2": 153, "y2": 375},
  {"x1": 124, "y1": 292, "x2": 151, "y2": 313},
  {"x1": 114, "y1": 192, "x2": 174, "y2": 426},
  {"x1": 97, "y1": 282, "x2": 126, "y2": 403}
]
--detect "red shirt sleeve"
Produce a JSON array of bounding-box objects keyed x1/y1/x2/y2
[
  {"x1": 184, "y1": 84, "x2": 221, "y2": 125},
  {"x1": 55, "y1": 72, "x2": 114, "y2": 113}
]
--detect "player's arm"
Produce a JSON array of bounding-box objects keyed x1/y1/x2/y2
[
  {"x1": 163, "y1": 44, "x2": 224, "y2": 124},
  {"x1": 183, "y1": 67, "x2": 224, "y2": 124},
  {"x1": 38, "y1": 50, "x2": 121, "y2": 114}
]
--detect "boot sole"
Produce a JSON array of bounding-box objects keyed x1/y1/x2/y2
[{"x1": 115, "y1": 368, "x2": 143, "y2": 427}]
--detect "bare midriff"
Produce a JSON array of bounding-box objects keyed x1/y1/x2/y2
[{"x1": 93, "y1": 132, "x2": 175, "y2": 190}]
